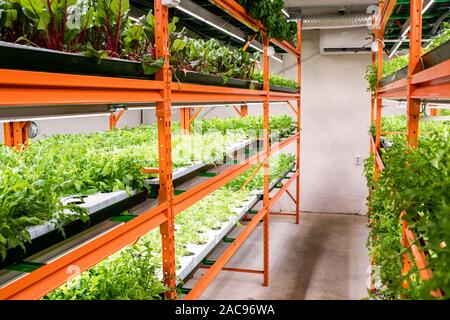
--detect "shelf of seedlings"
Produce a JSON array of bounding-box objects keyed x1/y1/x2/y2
[
  {"x1": 176, "y1": 161, "x2": 296, "y2": 282},
  {"x1": 0, "y1": 126, "x2": 297, "y2": 288}
]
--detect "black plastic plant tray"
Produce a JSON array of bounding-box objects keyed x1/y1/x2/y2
[
  {"x1": 422, "y1": 39, "x2": 450, "y2": 69},
  {"x1": 0, "y1": 41, "x2": 155, "y2": 80},
  {"x1": 379, "y1": 66, "x2": 408, "y2": 87},
  {"x1": 173, "y1": 70, "x2": 261, "y2": 90},
  {"x1": 269, "y1": 85, "x2": 298, "y2": 94},
  {"x1": 379, "y1": 40, "x2": 450, "y2": 87},
  {"x1": 0, "y1": 190, "x2": 148, "y2": 270},
  {"x1": 0, "y1": 41, "x2": 300, "y2": 93}
]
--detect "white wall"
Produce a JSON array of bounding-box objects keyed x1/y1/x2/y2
[
  {"x1": 1, "y1": 29, "x2": 373, "y2": 215},
  {"x1": 288, "y1": 30, "x2": 371, "y2": 214}
]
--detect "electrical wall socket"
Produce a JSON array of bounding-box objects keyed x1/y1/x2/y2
[{"x1": 355, "y1": 155, "x2": 363, "y2": 166}]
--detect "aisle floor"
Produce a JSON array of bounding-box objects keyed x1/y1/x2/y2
[{"x1": 185, "y1": 212, "x2": 370, "y2": 300}]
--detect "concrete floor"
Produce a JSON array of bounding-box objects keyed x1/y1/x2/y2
[{"x1": 185, "y1": 212, "x2": 370, "y2": 300}]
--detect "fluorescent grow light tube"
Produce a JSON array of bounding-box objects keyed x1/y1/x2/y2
[
  {"x1": 389, "y1": 0, "x2": 435, "y2": 58},
  {"x1": 250, "y1": 44, "x2": 283, "y2": 63},
  {"x1": 388, "y1": 36, "x2": 405, "y2": 58},
  {"x1": 249, "y1": 43, "x2": 263, "y2": 53},
  {"x1": 0, "y1": 113, "x2": 112, "y2": 123},
  {"x1": 422, "y1": 0, "x2": 435, "y2": 14},
  {"x1": 282, "y1": 9, "x2": 290, "y2": 18},
  {"x1": 270, "y1": 55, "x2": 284, "y2": 63},
  {"x1": 177, "y1": 5, "x2": 283, "y2": 63},
  {"x1": 177, "y1": 6, "x2": 246, "y2": 42}
]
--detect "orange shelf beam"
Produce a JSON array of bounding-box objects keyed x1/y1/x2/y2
[
  {"x1": 109, "y1": 110, "x2": 125, "y2": 130},
  {"x1": 270, "y1": 38, "x2": 300, "y2": 57},
  {"x1": 379, "y1": 0, "x2": 397, "y2": 32},
  {"x1": 0, "y1": 68, "x2": 298, "y2": 108},
  {"x1": 172, "y1": 82, "x2": 298, "y2": 103},
  {"x1": 0, "y1": 69, "x2": 164, "y2": 106}
]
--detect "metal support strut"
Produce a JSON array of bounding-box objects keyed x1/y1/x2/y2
[
  {"x1": 154, "y1": 0, "x2": 177, "y2": 299},
  {"x1": 180, "y1": 107, "x2": 203, "y2": 134},
  {"x1": 3, "y1": 122, "x2": 29, "y2": 149}
]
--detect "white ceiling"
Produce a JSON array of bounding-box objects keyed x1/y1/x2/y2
[
  {"x1": 285, "y1": 0, "x2": 378, "y2": 16},
  {"x1": 284, "y1": 0, "x2": 376, "y2": 6}
]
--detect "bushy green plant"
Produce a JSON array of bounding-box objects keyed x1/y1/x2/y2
[
  {"x1": 365, "y1": 117, "x2": 450, "y2": 299},
  {"x1": 252, "y1": 72, "x2": 298, "y2": 89},
  {"x1": 424, "y1": 22, "x2": 450, "y2": 53},
  {"x1": 194, "y1": 114, "x2": 295, "y2": 136},
  {"x1": 440, "y1": 109, "x2": 450, "y2": 116},
  {"x1": 364, "y1": 56, "x2": 409, "y2": 93},
  {"x1": 170, "y1": 36, "x2": 258, "y2": 82},
  {"x1": 237, "y1": 0, "x2": 297, "y2": 42},
  {"x1": 44, "y1": 231, "x2": 165, "y2": 300},
  {"x1": 0, "y1": 0, "x2": 169, "y2": 73}
]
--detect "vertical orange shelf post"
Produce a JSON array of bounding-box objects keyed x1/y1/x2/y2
[
  {"x1": 3, "y1": 122, "x2": 29, "y2": 149},
  {"x1": 180, "y1": 107, "x2": 203, "y2": 134},
  {"x1": 370, "y1": 47, "x2": 376, "y2": 155},
  {"x1": 406, "y1": 0, "x2": 422, "y2": 149},
  {"x1": 240, "y1": 104, "x2": 248, "y2": 117},
  {"x1": 180, "y1": 107, "x2": 192, "y2": 134},
  {"x1": 429, "y1": 105, "x2": 438, "y2": 116},
  {"x1": 262, "y1": 34, "x2": 270, "y2": 287},
  {"x1": 233, "y1": 104, "x2": 249, "y2": 117},
  {"x1": 374, "y1": 0, "x2": 384, "y2": 182},
  {"x1": 295, "y1": 19, "x2": 302, "y2": 225},
  {"x1": 154, "y1": 0, "x2": 177, "y2": 299},
  {"x1": 368, "y1": 30, "x2": 377, "y2": 292},
  {"x1": 109, "y1": 110, "x2": 125, "y2": 130},
  {"x1": 401, "y1": 0, "x2": 423, "y2": 288}
]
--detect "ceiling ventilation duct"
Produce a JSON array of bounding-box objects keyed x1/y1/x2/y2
[{"x1": 301, "y1": 13, "x2": 372, "y2": 30}]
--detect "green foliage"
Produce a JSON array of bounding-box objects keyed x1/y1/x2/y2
[
  {"x1": 440, "y1": 109, "x2": 450, "y2": 116},
  {"x1": 369, "y1": 115, "x2": 450, "y2": 138},
  {"x1": 0, "y1": 0, "x2": 171, "y2": 74},
  {"x1": 170, "y1": 36, "x2": 258, "y2": 81},
  {"x1": 382, "y1": 55, "x2": 410, "y2": 77},
  {"x1": 0, "y1": 0, "x2": 300, "y2": 82},
  {"x1": 364, "y1": 56, "x2": 409, "y2": 93},
  {"x1": 44, "y1": 233, "x2": 166, "y2": 300},
  {"x1": 237, "y1": 0, "x2": 297, "y2": 42},
  {"x1": 0, "y1": 115, "x2": 295, "y2": 260},
  {"x1": 424, "y1": 22, "x2": 450, "y2": 53},
  {"x1": 365, "y1": 117, "x2": 450, "y2": 299},
  {"x1": 194, "y1": 114, "x2": 295, "y2": 137},
  {"x1": 364, "y1": 64, "x2": 377, "y2": 93},
  {"x1": 252, "y1": 72, "x2": 298, "y2": 89},
  {"x1": 225, "y1": 153, "x2": 295, "y2": 191}
]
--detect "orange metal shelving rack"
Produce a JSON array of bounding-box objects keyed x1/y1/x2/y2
[
  {"x1": 370, "y1": 0, "x2": 449, "y2": 297},
  {"x1": 0, "y1": 0, "x2": 302, "y2": 300}
]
